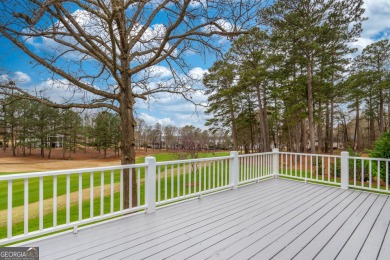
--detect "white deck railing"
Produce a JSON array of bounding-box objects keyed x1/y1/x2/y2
[
  {"x1": 278, "y1": 151, "x2": 390, "y2": 194},
  {"x1": 1, "y1": 149, "x2": 389, "y2": 245},
  {"x1": 278, "y1": 152, "x2": 342, "y2": 186}
]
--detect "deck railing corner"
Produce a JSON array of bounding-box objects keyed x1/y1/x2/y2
[
  {"x1": 230, "y1": 151, "x2": 239, "y2": 190},
  {"x1": 340, "y1": 151, "x2": 349, "y2": 190},
  {"x1": 272, "y1": 148, "x2": 280, "y2": 178},
  {"x1": 145, "y1": 156, "x2": 157, "y2": 213}
]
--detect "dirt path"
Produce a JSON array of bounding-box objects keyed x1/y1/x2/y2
[{"x1": 0, "y1": 157, "x2": 122, "y2": 173}]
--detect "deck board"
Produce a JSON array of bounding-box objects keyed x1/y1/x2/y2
[
  {"x1": 377, "y1": 210, "x2": 390, "y2": 260},
  {"x1": 336, "y1": 194, "x2": 388, "y2": 260},
  {"x1": 127, "y1": 184, "x2": 324, "y2": 259},
  {"x1": 314, "y1": 193, "x2": 379, "y2": 260},
  {"x1": 19, "y1": 178, "x2": 390, "y2": 260},
  {"x1": 357, "y1": 196, "x2": 390, "y2": 260},
  {"x1": 284, "y1": 191, "x2": 368, "y2": 260},
  {"x1": 259, "y1": 190, "x2": 361, "y2": 260},
  {"x1": 214, "y1": 187, "x2": 344, "y2": 259}
]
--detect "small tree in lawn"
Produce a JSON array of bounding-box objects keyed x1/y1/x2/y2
[{"x1": 93, "y1": 111, "x2": 121, "y2": 158}]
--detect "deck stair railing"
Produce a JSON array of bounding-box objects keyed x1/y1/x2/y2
[{"x1": 1, "y1": 149, "x2": 390, "y2": 245}]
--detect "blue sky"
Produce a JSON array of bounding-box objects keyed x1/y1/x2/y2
[{"x1": 1, "y1": 0, "x2": 389, "y2": 129}]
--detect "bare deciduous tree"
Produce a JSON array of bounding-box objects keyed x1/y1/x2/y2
[{"x1": 0, "y1": 0, "x2": 260, "y2": 207}]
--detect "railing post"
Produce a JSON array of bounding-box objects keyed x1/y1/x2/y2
[
  {"x1": 145, "y1": 156, "x2": 156, "y2": 213},
  {"x1": 272, "y1": 148, "x2": 279, "y2": 178},
  {"x1": 230, "y1": 151, "x2": 239, "y2": 190},
  {"x1": 341, "y1": 151, "x2": 349, "y2": 190}
]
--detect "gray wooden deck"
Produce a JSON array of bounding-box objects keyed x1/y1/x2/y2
[{"x1": 21, "y1": 178, "x2": 390, "y2": 260}]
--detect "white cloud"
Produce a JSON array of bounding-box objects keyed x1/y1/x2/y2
[
  {"x1": 13, "y1": 71, "x2": 31, "y2": 84},
  {"x1": 204, "y1": 18, "x2": 234, "y2": 34},
  {"x1": 138, "y1": 110, "x2": 207, "y2": 129},
  {"x1": 0, "y1": 74, "x2": 8, "y2": 84},
  {"x1": 189, "y1": 0, "x2": 207, "y2": 8},
  {"x1": 0, "y1": 71, "x2": 31, "y2": 85},
  {"x1": 351, "y1": 0, "x2": 390, "y2": 53},
  {"x1": 134, "y1": 86, "x2": 209, "y2": 129},
  {"x1": 147, "y1": 65, "x2": 172, "y2": 78},
  {"x1": 139, "y1": 112, "x2": 174, "y2": 126},
  {"x1": 349, "y1": 37, "x2": 374, "y2": 54},
  {"x1": 362, "y1": 0, "x2": 390, "y2": 38},
  {"x1": 189, "y1": 67, "x2": 208, "y2": 80},
  {"x1": 33, "y1": 78, "x2": 97, "y2": 104}
]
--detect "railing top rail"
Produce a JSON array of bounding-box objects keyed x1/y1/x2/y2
[
  {"x1": 238, "y1": 152, "x2": 274, "y2": 157},
  {"x1": 278, "y1": 151, "x2": 340, "y2": 158},
  {"x1": 349, "y1": 156, "x2": 390, "y2": 161},
  {"x1": 155, "y1": 155, "x2": 234, "y2": 166},
  {"x1": 0, "y1": 163, "x2": 148, "y2": 181}
]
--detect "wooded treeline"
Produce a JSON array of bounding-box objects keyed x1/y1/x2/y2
[
  {"x1": 205, "y1": 0, "x2": 390, "y2": 153},
  {"x1": 0, "y1": 98, "x2": 232, "y2": 158}
]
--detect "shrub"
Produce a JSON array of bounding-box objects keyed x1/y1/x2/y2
[
  {"x1": 332, "y1": 148, "x2": 369, "y2": 182},
  {"x1": 369, "y1": 132, "x2": 390, "y2": 182},
  {"x1": 370, "y1": 131, "x2": 390, "y2": 159}
]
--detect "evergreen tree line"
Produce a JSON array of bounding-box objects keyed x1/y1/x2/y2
[
  {"x1": 0, "y1": 98, "x2": 233, "y2": 158},
  {"x1": 204, "y1": 0, "x2": 390, "y2": 154},
  {"x1": 0, "y1": 97, "x2": 82, "y2": 158}
]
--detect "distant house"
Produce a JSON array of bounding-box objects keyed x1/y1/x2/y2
[
  {"x1": 47, "y1": 135, "x2": 64, "y2": 148},
  {"x1": 0, "y1": 127, "x2": 7, "y2": 148}
]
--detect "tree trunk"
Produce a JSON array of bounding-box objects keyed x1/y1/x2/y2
[
  {"x1": 119, "y1": 80, "x2": 137, "y2": 209},
  {"x1": 40, "y1": 137, "x2": 45, "y2": 158},
  {"x1": 342, "y1": 115, "x2": 349, "y2": 148},
  {"x1": 301, "y1": 119, "x2": 307, "y2": 152},
  {"x1": 295, "y1": 123, "x2": 300, "y2": 153},
  {"x1": 22, "y1": 135, "x2": 26, "y2": 157},
  {"x1": 317, "y1": 101, "x2": 323, "y2": 152},
  {"x1": 2, "y1": 135, "x2": 6, "y2": 152},
  {"x1": 385, "y1": 102, "x2": 390, "y2": 131},
  {"x1": 62, "y1": 135, "x2": 66, "y2": 159},
  {"x1": 379, "y1": 88, "x2": 384, "y2": 133},
  {"x1": 262, "y1": 87, "x2": 270, "y2": 151},
  {"x1": 336, "y1": 121, "x2": 340, "y2": 148},
  {"x1": 325, "y1": 101, "x2": 330, "y2": 153},
  {"x1": 11, "y1": 124, "x2": 16, "y2": 156},
  {"x1": 306, "y1": 58, "x2": 316, "y2": 153},
  {"x1": 369, "y1": 94, "x2": 375, "y2": 145},
  {"x1": 255, "y1": 85, "x2": 269, "y2": 152},
  {"x1": 229, "y1": 109, "x2": 238, "y2": 151},
  {"x1": 329, "y1": 98, "x2": 334, "y2": 154},
  {"x1": 287, "y1": 124, "x2": 292, "y2": 152},
  {"x1": 274, "y1": 97, "x2": 279, "y2": 148},
  {"x1": 353, "y1": 99, "x2": 360, "y2": 150}
]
